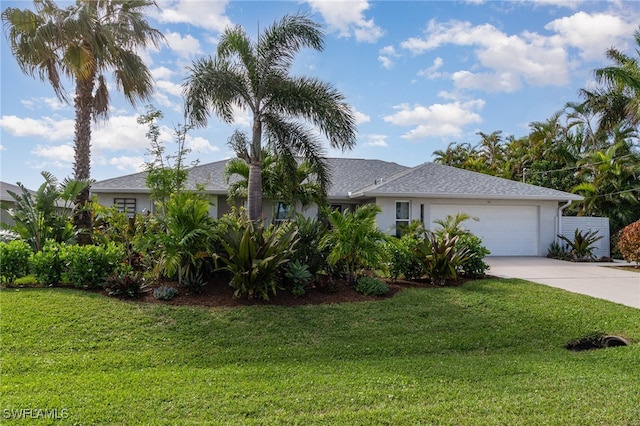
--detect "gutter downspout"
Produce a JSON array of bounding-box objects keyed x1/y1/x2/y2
[{"x1": 557, "y1": 200, "x2": 572, "y2": 244}]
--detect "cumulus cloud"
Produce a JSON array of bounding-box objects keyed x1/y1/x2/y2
[
  {"x1": 0, "y1": 115, "x2": 75, "y2": 141},
  {"x1": 401, "y1": 19, "x2": 570, "y2": 91},
  {"x1": 107, "y1": 156, "x2": 146, "y2": 172},
  {"x1": 92, "y1": 115, "x2": 152, "y2": 152},
  {"x1": 545, "y1": 12, "x2": 635, "y2": 61},
  {"x1": 383, "y1": 100, "x2": 485, "y2": 140},
  {"x1": 151, "y1": 66, "x2": 177, "y2": 81},
  {"x1": 305, "y1": 0, "x2": 384, "y2": 43},
  {"x1": 154, "y1": 0, "x2": 232, "y2": 32},
  {"x1": 417, "y1": 57, "x2": 445, "y2": 79},
  {"x1": 364, "y1": 134, "x2": 388, "y2": 147},
  {"x1": 352, "y1": 108, "x2": 370, "y2": 125},
  {"x1": 185, "y1": 135, "x2": 220, "y2": 154},
  {"x1": 31, "y1": 144, "x2": 75, "y2": 166},
  {"x1": 164, "y1": 31, "x2": 202, "y2": 58},
  {"x1": 378, "y1": 45, "x2": 398, "y2": 69}
]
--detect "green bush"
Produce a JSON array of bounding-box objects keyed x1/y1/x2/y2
[
  {"x1": 139, "y1": 192, "x2": 217, "y2": 288},
  {"x1": 284, "y1": 260, "x2": 313, "y2": 297},
  {"x1": 321, "y1": 204, "x2": 389, "y2": 283},
  {"x1": 0, "y1": 240, "x2": 33, "y2": 285},
  {"x1": 355, "y1": 276, "x2": 389, "y2": 296},
  {"x1": 617, "y1": 220, "x2": 640, "y2": 265},
  {"x1": 290, "y1": 214, "x2": 329, "y2": 276},
  {"x1": 29, "y1": 241, "x2": 65, "y2": 286},
  {"x1": 61, "y1": 243, "x2": 125, "y2": 288},
  {"x1": 215, "y1": 218, "x2": 298, "y2": 300},
  {"x1": 415, "y1": 233, "x2": 471, "y2": 285},
  {"x1": 384, "y1": 235, "x2": 424, "y2": 281},
  {"x1": 104, "y1": 266, "x2": 146, "y2": 298},
  {"x1": 153, "y1": 286, "x2": 179, "y2": 300},
  {"x1": 456, "y1": 234, "x2": 490, "y2": 277}
]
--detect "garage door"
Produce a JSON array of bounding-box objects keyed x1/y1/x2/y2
[{"x1": 429, "y1": 205, "x2": 539, "y2": 256}]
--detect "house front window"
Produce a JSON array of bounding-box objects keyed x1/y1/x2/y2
[
  {"x1": 396, "y1": 201, "x2": 410, "y2": 236},
  {"x1": 274, "y1": 201, "x2": 290, "y2": 224},
  {"x1": 114, "y1": 198, "x2": 136, "y2": 217}
]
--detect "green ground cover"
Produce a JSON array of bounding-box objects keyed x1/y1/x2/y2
[{"x1": 1, "y1": 279, "x2": 639, "y2": 425}]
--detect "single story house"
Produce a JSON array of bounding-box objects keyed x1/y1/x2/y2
[{"x1": 90, "y1": 158, "x2": 583, "y2": 256}]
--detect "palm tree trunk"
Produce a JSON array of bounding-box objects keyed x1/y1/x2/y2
[
  {"x1": 247, "y1": 118, "x2": 263, "y2": 221},
  {"x1": 73, "y1": 76, "x2": 94, "y2": 245}
]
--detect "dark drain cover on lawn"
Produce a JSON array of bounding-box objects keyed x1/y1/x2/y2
[{"x1": 565, "y1": 334, "x2": 629, "y2": 351}]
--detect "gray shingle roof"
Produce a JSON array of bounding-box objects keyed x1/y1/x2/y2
[
  {"x1": 350, "y1": 162, "x2": 582, "y2": 201},
  {"x1": 91, "y1": 158, "x2": 581, "y2": 201}
]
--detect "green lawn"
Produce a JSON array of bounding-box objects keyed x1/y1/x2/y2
[{"x1": 1, "y1": 279, "x2": 639, "y2": 425}]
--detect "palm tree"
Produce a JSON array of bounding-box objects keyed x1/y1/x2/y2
[
  {"x1": 593, "y1": 28, "x2": 640, "y2": 128},
  {"x1": 476, "y1": 130, "x2": 504, "y2": 172},
  {"x1": 2, "y1": 0, "x2": 163, "y2": 244},
  {"x1": 183, "y1": 14, "x2": 356, "y2": 221}
]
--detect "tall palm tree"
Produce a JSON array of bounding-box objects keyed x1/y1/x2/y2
[
  {"x1": 476, "y1": 130, "x2": 504, "y2": 172},
  {"x1": 2, "y1": 0, "x2": 163, "y2": 244},
  {"x1": 183, "y1": 14, "x2": 356, "y2": 221}
]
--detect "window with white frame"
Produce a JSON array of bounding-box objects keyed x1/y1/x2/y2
[
  {"x1": 395, "y1": 201, "x2": 410, "y2": 236},
  {"x1": 273, "y1": 201, "x2": 291, "y2": 224},
  {"x1": 114, "y1": 198, "x2": 136, "y2": 217}
]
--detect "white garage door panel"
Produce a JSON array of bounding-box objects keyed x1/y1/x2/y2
[{"x1": 430, "y1": 205, "x2": 538, "y2": 256}]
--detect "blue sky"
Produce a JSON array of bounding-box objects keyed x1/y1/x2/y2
[{"x1": 1, "y1": 0, "x2": 638, "y2": 190}]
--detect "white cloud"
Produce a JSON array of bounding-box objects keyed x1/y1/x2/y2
[
  {"x1": 20, "y1": 97, "x2": 67, "y2": 112},
  {"x1": 187, "y1": 135, "x2": 220, "y2": 153},
  {"x1": 156, "y1": 80, "x2": 184, "y2": 98},
  {"x1": 383, "y1": 100, "x2": 485, "y2": 140},
  {"x1": 107, "y1": 156, "x2": 146, "y2": 172},
  {"x1": 151, "y1": 66, "x2": 176, "y2": 81},
  {"x1": 364, "y1": 134, "x2": 388, "y2": 147},
  {"x1": 31, "y1": 144, "x2": 75, "y2": 165},
  {"x1": 92, "y1": 115, "x2": 151, "y2": 152},
  {"x1": 155, "y1": 0, "x2": 232, "y2": 32},
  {"x1": 305, "y1": 0, "x2": 384, "y2": 43},
  {"x1": 545, "y1": 12, "x2": 635, "y2": 61},
  {"x1": 400, "y1": 20, "x2": 570, "y2": 91},
  {"x1": 164, "y1": 31, "x2": 202, "y2": 58},
  {"x1": 0, "y1": 115, "x2": 75, "y2": 141},
  {"x1": 353, "y1": 108, "x2": 370, "y2": 125},
  {"x1": 378, "y1": 45, "x2": 398, "y2": 69},
  {"x1": 417, "y1": 57, "x2": 444, "y2": 79}
]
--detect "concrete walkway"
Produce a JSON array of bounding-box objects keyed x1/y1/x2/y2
[{"x1": 485, "y1": 257, "x2": 640, "y2": 309}]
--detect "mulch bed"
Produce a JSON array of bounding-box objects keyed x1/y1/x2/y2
[{"x1": 124, "y1": 275, "x2": 476, "y2": 308}]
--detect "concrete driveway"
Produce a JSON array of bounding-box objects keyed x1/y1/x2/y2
[{"x1": 485, "y1": 257, "x2": 640, "y2": 309}]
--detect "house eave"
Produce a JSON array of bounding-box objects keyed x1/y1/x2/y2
[{"x1": 349, "y1": 191, "x2": 583, "y2": 202}]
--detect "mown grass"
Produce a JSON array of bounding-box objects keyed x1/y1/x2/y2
[{"x1": 1, "y1": 279, "x2": 639, "y2": 425}]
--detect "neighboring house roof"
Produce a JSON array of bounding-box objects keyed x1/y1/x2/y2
[
  {"x1": 1, "y1": 181, "x2": 35, "y2": 202},
  {"x1": 91, "y1": 158, "x2": 581, "y2": 202},
  {"x1": 349, "y1": 162, "x2": 582, "y2": 201}
]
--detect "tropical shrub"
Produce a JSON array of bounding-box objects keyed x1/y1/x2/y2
[
  {"x1": 284, "y1": 260, "x2": 313, "y2": 297},
  {"x1": 558, "y1": 229, "x2": 603, "y2": 261},
  {"x1": 215, "y1": 218, "x2": 299, "y2": 300},
  {"x1": 456, "y1": 234, "x2": 490, "y2": 277},
  {"x1": 61, "y1": 243, "x2": 124, "y2": 288},
  {"x1": 29, "y1": 241, "x2": 65, "y2": 286},
  {"x1": 104, "y1": 265, "x2": 146, "y2": 298},
  {"x1": 290, "y1": 214, "x2": 330, "y2": 277},
  {"x1": 415, "y1": 233, "x2": 471, "y2": 285},
  {"x1": 355, "y1": 276, "x2": 389, "y2": 296},
  {"x1": 617, "y1": 220, "x2": 640, "y2": 265},
  {"x1": 0, "y1": 240, "x2": 32, "y2": 285},
  {"x1": 321, "y1": 204, "x2": 389, "y2": 283},
  {"x1": 153, "y1": 286, "x2": 179, "y2": 300},
  {"x1": 383, "y1": 235, "x2": 424, "y2": 281},
  {"x1": 547, "y1": 241, "x2": 571, "y2": 260},
  {"x1": 139, "y1": 192, "x2": 217, "y2": 289},
  {"x1": 2, "y1": 172, "x2": 89, "y2": 251}
]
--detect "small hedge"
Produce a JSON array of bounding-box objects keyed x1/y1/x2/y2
[
  {"x1": 355, "y1": 276, "x2": 389, "y2": 297},
  {"x1": 617, "y1": 220, "x2": 640, "y2": 265},
  {"x1": 0, "y1": 240, "x2": 33, "y2": 285}
]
